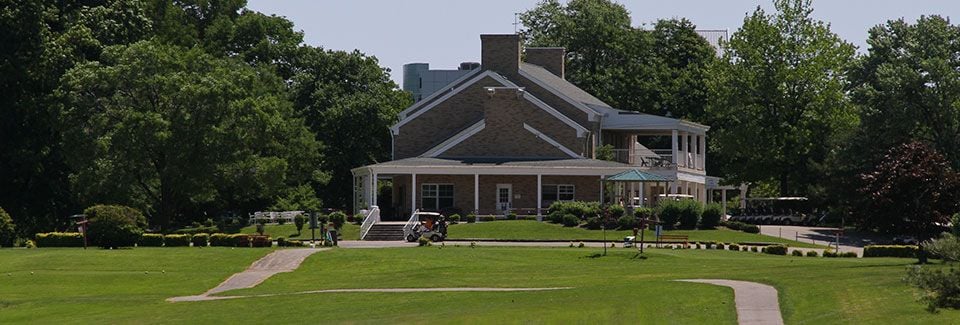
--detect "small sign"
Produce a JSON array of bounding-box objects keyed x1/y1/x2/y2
[{"x1": 655, "y1": 225, "x2": 662, "y2": 237}]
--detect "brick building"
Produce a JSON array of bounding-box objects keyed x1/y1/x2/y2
[{"x1": 352, "y1": 34, "x2": 716, "y2": 221}]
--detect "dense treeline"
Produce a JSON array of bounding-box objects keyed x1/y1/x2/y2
[
  {"x1": 0, "y1": 0, "x2": 409, "y2": 233},
  {"x1": 522, "y1": 0, "x2": 960, "y2": 234}
]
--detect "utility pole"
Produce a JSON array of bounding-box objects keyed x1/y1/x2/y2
[{"x1": 513, "y1": 13, "x2": 520, "y2": 33}]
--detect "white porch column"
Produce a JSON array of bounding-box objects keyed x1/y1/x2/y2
[
  {"x1": 410, "y1": 173, "x2": 417, "y2": 215},
  {"x1": 639, "y1": 182, "x2": 645, "y2": 207},
  {"x1": 698, "y1": 134, "x2": 706, "y2": 170},
  {"x1": 721, "y1": 189, "x2": 728, "y2": 216},
  {"x1": 474, "y1": 174, "x2": 480, "y2": 214},
  {"x1": 371, "y1": 172, "x2": 378, "y2": 207},
  {"x1": 599, "y1": 176, "x2": 605, "y2": 204},
  {"x1": 671, "y1": 130, "x2": 679, "y2": 166},
  {"x1": 682, "y1": 132, "x2": 689, "y2": 168},
  {"x1": 536, "y1": 174, "x2": 543, "y2": 216},
  {"x1": 670, "y1": 179, "x2": 678, "y2": 194}
]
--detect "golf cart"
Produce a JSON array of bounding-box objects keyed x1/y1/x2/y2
[{"x1": 404, "y1": 211, "x2": 447, "y2": 242}]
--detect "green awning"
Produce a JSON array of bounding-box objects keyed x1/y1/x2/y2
[{"x1": 604, "y1": 169, "x2": 669, "y2": 182}]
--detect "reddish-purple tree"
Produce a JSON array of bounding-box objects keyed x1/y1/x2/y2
[{"x1": 860, "y1": 141, "x2": 960, "y2": 263}]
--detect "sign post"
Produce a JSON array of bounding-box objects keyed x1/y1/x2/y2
[{"x1": 309, "y1": 212, "x2": 318, "y2": 246}]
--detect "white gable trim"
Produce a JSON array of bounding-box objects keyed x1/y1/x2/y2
[
  {"x1": 522, "y1": 92, "x2": 589, "y2": 137},
  {"x1": 523, "y1": 123, "x2": 581, "y2": 158},
  {"x1": 398, "y1": 68, "x2": 481, "y2": 120},
  {"x1": 518, "y1": 69, "x2": 600, "y2": 122},
  {"x1": 392, "y1": 71, "x2": 517, "y2": 135},
  {"x1": 421, "y1": 120, "x2": 486, "y2": 157}
]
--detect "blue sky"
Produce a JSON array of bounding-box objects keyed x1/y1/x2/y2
[{"x1": 247, "y1": 0, "x2": 960, "y2": 85}]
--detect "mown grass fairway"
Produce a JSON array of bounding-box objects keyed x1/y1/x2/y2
[
  {"x1": 2, "y1": 246, "x2": 959, "y2": 324},
  {"x1": 448, "y1": 220, "x2": 823, "y2": 248}
]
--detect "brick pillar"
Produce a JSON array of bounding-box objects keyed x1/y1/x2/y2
[
  {"x1": 525, "y1": 47, "x2": 565, "y2": 79},
  {"x1": 481, "y1": 34, "x2": 521, "y2": 76}
]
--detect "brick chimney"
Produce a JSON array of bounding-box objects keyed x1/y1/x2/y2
[
  {"x1": 481, "y1": 34, "x2": 521, "y2": 76},
  {"x1": 525, "y1": 47, "x2": 565, "y2": 79}
]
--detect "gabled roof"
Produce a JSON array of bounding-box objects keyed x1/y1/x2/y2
[
  {"x1": 391, "y1": 70, "x2": 517, "y2": 135},
  {"x1": 519, "y1": 63, "x2": 602, "y2": 121},
  {"x1": 397, "y1": 68, "x2": 482, "y2": 120}
]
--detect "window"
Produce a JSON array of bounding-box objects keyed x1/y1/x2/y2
[
  {"x1": 541, "y1": 184, "x2": 575, "y2": 208},
  {"x1": 422, "y1": 184, "x2": 454, "y2": 211}
]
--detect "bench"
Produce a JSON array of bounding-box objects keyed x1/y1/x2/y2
[{"x1": 658, "y1": 234, "x2": 689, "y2": 245}]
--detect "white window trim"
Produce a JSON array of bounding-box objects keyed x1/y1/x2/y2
[
  {"x1": 392, "y1": 71, "x2": 518, "y2": 135},
  {"x1": 421, "y1": 183, "x2": 454, "y2": 211},
  {"x1": 522, "y1": 123, "x2": 581, "y2": 158},
  {"x1": 421, "y1": 120, "x2": 486, "y2": 157},
  {"x1": 541, "y1": 184, "x2": 575, "y2": 207}
]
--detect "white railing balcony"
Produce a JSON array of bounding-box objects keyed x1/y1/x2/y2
[{"x1": 610, "y1": 148, "x2": 676, "y2": 168}]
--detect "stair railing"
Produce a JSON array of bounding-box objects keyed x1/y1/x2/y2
[
  {"x1": 402, "y1": 209, "x2": 420, "y2": 241},
  {"x1": 359, "y1": 205, "x2": 380, "y2": 240}
]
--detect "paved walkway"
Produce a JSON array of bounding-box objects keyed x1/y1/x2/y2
[
  {"x1": 758, "y1": 225, "x2": 884, "y2": 255},
  {"x1": 168, "y1": 248, "x2": 326, "y2": 302},
  {"x1": 678, "y1": 279, "x2": 783, "y2": 325}
]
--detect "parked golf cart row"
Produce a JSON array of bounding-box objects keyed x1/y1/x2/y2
[{"x1": 727, "y1": 197, "x2": 825, "y2": 226}]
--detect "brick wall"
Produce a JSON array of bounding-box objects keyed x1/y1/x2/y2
[{"x1": 525, "y1": 47, "x2": 565, "y2": 79}]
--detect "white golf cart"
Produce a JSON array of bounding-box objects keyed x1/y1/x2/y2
[{"x1": 404, "y1": 211, "x2": 448, "y2": 242}]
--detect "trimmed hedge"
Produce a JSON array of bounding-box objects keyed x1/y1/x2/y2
[
  {"x1": 210, "y1": 233, "x2": 248, "y2": 247},
  {"x1": 36, "y1": 232, "x2": 84, "y2": 247},
  {"x1": 251, "y1": 235, "x2": 271, "y2": 247},
  {"x1": 721, "y1": 221, "x2": 760, "y2": 234},
  {"x1": 561, "y1": 214, "x2": 580, "y2": 227},
  {"x1": 863, "y1": 245, "x2": 918, "y2": 258},
  {"x1": 171, "y1": 226, "x2": 219, "y2": 235},
  {"x1": 139, "y1": 233, "x2": 164, "y2": 247},
  {"x1": 547, "y1": 201, "x2": 601, "y2": 219},
  {"x1": 478, "y1": 215, "x2": 496, "y2": 222},
  {"x1": 700, "y1": 203, "x2": 723, "y2": 229},
  {"x1": 163, "y1": 234, "x2": 190, "y2": 247},
  {"x1": 191, "y1": 233, "x2": 209, "y2": 247},
  {"x1": 763, "y1": 245, "x2": 788, "y2": 255}
]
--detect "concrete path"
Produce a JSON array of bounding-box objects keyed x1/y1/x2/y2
[
  {"x1": 171, "y1": 286, "x2": 571, "y2": 302},
  {"x1": 168, "y1": 248, "x2": 326, "y2": 302},
  {"x1": 678, "y1": 279, "x2": 783, "y2": 325},
  {"x1": 758, "y1": 225, "x2": 886, "y2": 256}
]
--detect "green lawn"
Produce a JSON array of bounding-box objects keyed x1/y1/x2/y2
[
  {"x1": 447, "y1": 220, "x2": 823, "y2": 248},
  {"x1": 2, "y1": 246, "x2": 955, "y2": 324},
  {"x1": 239, "y1": 223, "x2": 360, "y2": 240}
]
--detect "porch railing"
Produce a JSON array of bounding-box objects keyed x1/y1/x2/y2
[
  {"x1": 402, "y1": 209, "x2": 420, "y2": 241},
  {"x1": 359, "y1": 205, "x2": 380, "y2": 240},
  {"x1": 610, "y1": 148, "x2": 676, "y2": 168}
]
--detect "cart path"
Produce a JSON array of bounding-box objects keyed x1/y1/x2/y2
[
  {"x1": 677, "y1": 279, "x2": 784, "y2": 325},
  {"x1": 169, "y1": 286, "x2": 573, "y2": 302},
  {"x1": 168, "y1": 248, "x2": 327, "y2": 302}
]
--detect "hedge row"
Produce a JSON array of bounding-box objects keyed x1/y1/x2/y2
[
  {"x1": 164, "y1": 234, "x2": 190, "y2": 247},
  {"x1": 720, "y1": 221, "x2": 760, "y2": 234},
  {"x1": 139, "y1": 233, "x2": 164, "y2": 247},
  {"x1": 863, "y1": 245, "x2": 918, "y2": 258},
  {"x1": 35, "y1": 232, "x2": 84, "y2": 247}
]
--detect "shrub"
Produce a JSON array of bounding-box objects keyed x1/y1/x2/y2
[
  {"x1": 171, "y1": 226, "x2": 219, "y2": 235},
  {"x1": 518, "y1": 216, "x2": 538, "y2": 221},
  {"x1": 548, "y1": 201, "x2": 600, "y2": 219},
  {"x1": 695, "y1": 243, "x2": 701, "y2": 249},
  {"x1": 806, "y1": 251, "x2": 819, "y2": 257},
  {"x1": 561, "y1": 214, "x2": 580, "y2": 227},
  {"x1": 328, "y1": 211, "x2": 347, "y2": 230},
  {"x1": 657, "y1": 200, "x2": 688, "y2": 229},
  {"x1": 466, "y1": 214, "x2": 476, "y2": 223},
  {"x1": 721, "y1": 220, "x2": 760, "y2": 233},
  {"x1": 191, "y1": 233, "x2": 209, "y2": 247},
  {"x1": 163, "y1": 234, "x2": 190, "y2": 247},
  {"x1": 35, "y1": 232, "x2": 84, "y2": 247},
  {"x1": 634, "y1": 207, "x2": 654, "y2": 220},
  {"x1": 840, "y1": 252, "x2": 858, "y2": 258},
  {"x1": 584, "y1": 216, "x2": 603, "y2": 230},
  {"x1": 235, "y1": 234, "x2": 253, "y2": 247},
  {"x1": 418, "y1": 235, "x2": 430, "y2": 246},
  {"x1": 209, "y1": 233, "x2": 233, "y2": 246},
  {"x1": 352, "y1": 213, "x2": 366, "y2": 225},
  {"x1": 478, "y1": 215, "x2": 496, "y2": 222},
  {"x1": 604, "y1": 204, "x2": 626, "y2": 219},
  {"x1": 139, "y1": 233, "x2": 164, "y2": 247},
  {"x1": 617, "y1": 215, "x2": 638, "y2": 230},
  {"x1": 823, "y1": 250, "x2": 838, "y2": 257},
  {"x1": 577, "y1": 241, "x2": 585, "y2": 248},
  {"x1": 548, "y1": 211, "x2": 565, "y2": 224},
  {"x1": 743, "y1": 224, "x2": 760, "y2": 233},
  {"x1": 700, "y1": 203, "x2": 723, "y2": 229},
  {"x1": 728, "y1": 244, "x2": 739, "y2": 251},
  {"x1": 294, "y1": 214, "x2": 307, "y2": 234},
  {"x1": 904, "y1": 266, "x2": 960, "y2": 311},
  {"x1": 750, "y1": 246, "x2": 758, "y2": 252},
  {"x1": 763, "y1": 245, "x2": 788, "y2": 255},
  {"x1": 449, "y1": 214, "x2": 461, "y2": 223},
  {"x1": 251, "y1": 235, "x2": 271, "y2": 247},
  {"x1": 507, "y1": 213, "x2": 517, "y2": 220},
  {"x1": 791, "y1": 250, "x2": 804, "y2": 256},
  {"x1": 0, "y1": 207, "x2": 16, "y2": 247},
  {"x1": 863, "y1": 245, "x2": 919, "y2": 258},
  {"x1": 85, "y1": 205, "x2": 146, "y2": 248},
  {"x1": 926, "y1": 233, "x2": 960, "y2": 262},
  {"x1": 277, "y1": 236, "x2": 287, "y2": 247},
  {"x1": 716, "y1": 242, "x2": 725, "y2": 250},
  {"x1": 677, "y1": 200, "x2": 703, "y2": 230}
]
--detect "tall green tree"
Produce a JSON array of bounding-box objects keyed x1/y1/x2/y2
[
  {"x1": 289, "y1": 47, "x2": 410, "y2": 209},
  {"x1": 708, "y1": 0, "x2": 857, "y2": 197},
  {"x1": 59, "y1": 40, "x2": 321, "y2": 228},
  {"x1": 520, "y1": 0, "x2": 716, "y2": 119}
]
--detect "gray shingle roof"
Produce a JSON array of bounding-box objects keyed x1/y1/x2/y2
[{"x1": 367, "y1": 157, "x2": 631, "y2": 168}]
